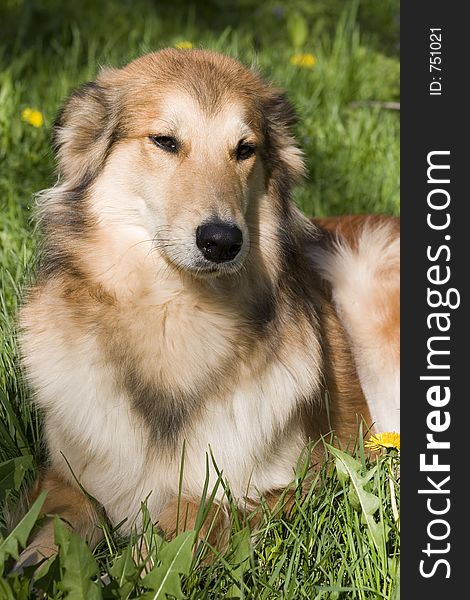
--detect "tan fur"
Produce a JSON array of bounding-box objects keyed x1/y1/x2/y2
[
  {"x1": 18, "y1": 50, "x2": 399, "y2": 560},
  {"x1": 16, "y1": 471, "x2": 102, "y2": 569}
]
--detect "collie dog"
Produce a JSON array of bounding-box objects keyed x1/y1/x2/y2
[{"x1": 19, "y1": 49, "x2": 399, "y2": 560}]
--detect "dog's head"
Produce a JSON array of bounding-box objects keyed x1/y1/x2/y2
[{"x1": 53, "y1": 49, "x2": 305, "y2": 277}]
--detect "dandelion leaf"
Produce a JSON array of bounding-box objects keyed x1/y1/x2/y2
[
  {"x1": 327, "y1": 445, "x2": 383, "y2": 550},
  {"x1": 0, "y1": 491, "x2": 46, "y2": 572},
  {"x1": 141, "y1": 530, "x2": 195, "y2": 600},
  {"x1": 33, "y1": 554, "x2": 61, "y2": 597},
  {"x1": 109, "y1": 544, "x2": 138, "y2": 599},
  {"x1": 56, "y1": 526, "x2": 101, "y2": 600},
  {"x1": 54, "y1": 516, "x2": 71, "y2": 562}
]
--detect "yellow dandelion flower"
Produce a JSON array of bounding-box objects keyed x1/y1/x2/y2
[
  {"x1": 175, "y1": 41, "x2": 193, "y2": 50},
  {"x1": 289, "y1": 53, "x2": 316, "y2": 69},
  {"x1": 22, "y1": 108, "x2": 44, "y2": 128},
  {"x1": 365, "y1": 431, "x2": 400, "y2": 452}
]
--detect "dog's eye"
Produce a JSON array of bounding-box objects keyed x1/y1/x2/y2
[
  {"x1": 149, "y1": 135, "x2": 179, "y2": 153},
  {"x1": 236, "y1": 141, "x2": 256, "y2": 161}
]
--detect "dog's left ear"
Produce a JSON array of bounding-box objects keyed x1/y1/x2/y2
[
  {"x1": 263, "y1": 90, "x2": 306, "y2": 185},
  {"x1": 52, "y1": 68, "x2": 121, "y2": 186}
]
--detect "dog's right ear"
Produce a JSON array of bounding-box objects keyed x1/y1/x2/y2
[{"x1": 52, "y1": 73, "x2": 120, "y2": 185}]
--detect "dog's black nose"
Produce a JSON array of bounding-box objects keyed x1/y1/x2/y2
[{"x1": 196, "y1": 222, "x2": 243, "y2": 263}]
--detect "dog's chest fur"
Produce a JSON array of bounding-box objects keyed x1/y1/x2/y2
[{"x1": 24, "y1": 274, "x2": 321, "y2": 528}]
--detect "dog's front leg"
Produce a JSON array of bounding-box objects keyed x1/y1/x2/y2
[{"x1": 16, "y1": 470, "x2": 103, "y2": 570}]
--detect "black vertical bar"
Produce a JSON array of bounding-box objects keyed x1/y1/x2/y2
[{"x1": 401, "y1": 3, "x2": 467, "y2": 596}]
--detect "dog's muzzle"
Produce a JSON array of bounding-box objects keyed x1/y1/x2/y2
[{"x1": 196, "y1": 221, "x2": 243, "y2": 263}]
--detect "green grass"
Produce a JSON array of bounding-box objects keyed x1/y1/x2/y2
[
  {"x1": 0, "y1": 1, "x2": 399, "y2": 597},
  {"x1": 1, "y1": 441, "x2": 400, "y2": 599}
]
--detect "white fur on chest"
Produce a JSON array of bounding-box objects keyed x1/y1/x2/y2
[
  {"x1": 179, "y1": 347, "x2": 317, "y2": 500},
  {"x1": 24, "y1": 246, "x2": 320, "y2": 531},
  {"x1": 29, "y1": 320, "x2": 317, "y2": 531}
]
